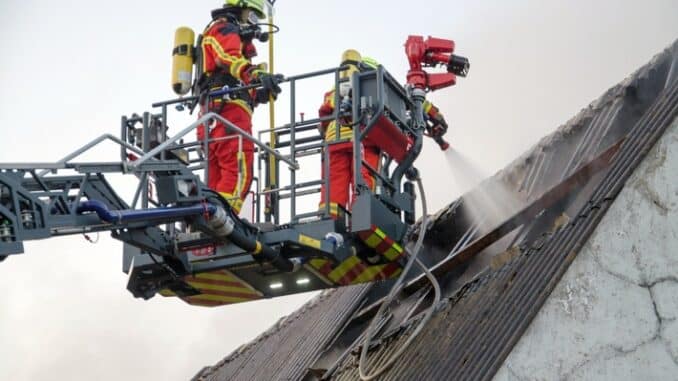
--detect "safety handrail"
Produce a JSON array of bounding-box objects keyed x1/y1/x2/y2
[
  {"x1": 0, "y1": 134, "x2": 147, "y2": 176},
  {"x1": 130, "y1": 112, "x2": 299, "y2": 170}
]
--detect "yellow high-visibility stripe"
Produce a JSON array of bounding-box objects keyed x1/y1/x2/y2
[
  {"x1": 228, "y1": 99, "x2": 253, "y2": 116},
  {"x1": 235, "y1": 152, "x2": 245, "y2": 198},
  {"x1": 186, "y1": 281, "x2": 260, "y2": 296},
  {"x1": 229, "y1": 59, "x2": 248, "y2": 79},
  {"x1": 318, "y1": 202, "x2": 342, "y2": 217},
  {"x1": 383, "y1": 246, "x2": 401, "y2": 260},
  {"x1": 187, "y1": 293, "x2": 251, "y2": 304},
  {"x1": 202, "y1": 36, "x2": 249, "y2": 81},
  {"x1": 364, "y1": 233, "x2": 382, "y2": 249},
  {"x1": 219, "y1": 191, "x2": 244, "y2": 213},
  {"x1": 325, "y1": 89, "x2": 336, "y2": 108},
  {"x1": 195, "y1": 272, "x2": 234, "y2": 282},
  {"x1": 423, "y1": 100, "x2": 433, "y2": 114},
  {"x1": 194, "y1": 270, "x2": 262, "y2": 295},
  {"x1": 352, "y1": 264, "x2": 383, "y2": 284},
  {"x1": 323, "y1": 89, "x2": 353, "y2": 141},
  {"x1": 325, "y1": 121, "x2": 353, "y2": 141},
  {"x1": 236, "y1": 150, "x2": 249, "y2": 199},
  {"x1": 298, "y1": 234, "x2": 322, "y2": 249},
  {"x1": 327, "y1": 255, "x2": 362, "y2": 282},
  {"x1": 374, "y1": 228, "x2": 387, "y2": 239},
  {"x1": 201, "y1": 43, "x2": 209, "y2": 73},
  {"x1": 158, "y1": 289, "x2": 177, "y2": 297},
  {"x1": 303, "y1": 263, "x2": 334, "y2": 286}
]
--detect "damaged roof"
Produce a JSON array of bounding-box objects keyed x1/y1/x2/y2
[{"x1": 194, "y1": 39, "x2": 678, "y2": 381}]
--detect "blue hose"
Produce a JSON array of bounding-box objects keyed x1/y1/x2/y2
[
  {"x1": 77, "y1": 199, "x2": 295, "y2": 272},
  {"x1": 76, "y1": 199, "x2": 216, "y2": 224}
]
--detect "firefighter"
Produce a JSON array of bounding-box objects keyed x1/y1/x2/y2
[
  {"x1": 423, "y1": 100, "x2": 449, "y2": 146},
  {"x1": 318, "y1": 50, "x2": 450, "y2": 217},
  {"x1": 197, "y1": 0, "x2": 282, "y2": 214},
  {"x1": 317, "y1": 50, "x2": 381, "y2": 217}
]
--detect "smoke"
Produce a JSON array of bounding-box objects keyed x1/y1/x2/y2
[
  {"x1": 444, "y1": 148, "x2": 523, "y2": 234},
  {"x1": 443, "y1": 149, "x2": 487, "y2": 193}
]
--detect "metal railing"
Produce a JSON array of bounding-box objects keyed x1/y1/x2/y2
[
  {"x1": 135, "y1": 66, "x2": 352, "y2": 225},
  {"x1": 134, "y1": 64, "x2": 410, "y2": 226}
]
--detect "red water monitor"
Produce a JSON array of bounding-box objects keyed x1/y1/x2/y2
[{"x1": 405, "y1": 35, "x2": 469, "y2": 91}]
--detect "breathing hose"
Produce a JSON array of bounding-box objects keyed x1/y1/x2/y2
[{"x1": 358, "y1": 177, "x2": 442, "y2": 380}]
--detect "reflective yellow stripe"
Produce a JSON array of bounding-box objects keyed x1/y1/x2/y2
[
  {"x1": 423, "y1": 100, "x2": 433, "y2": 114},
  {"x1": 229, "y1": 59, "x2": 249, "y2": 79},
  {"x1": 202, "y1": 36, "x2": 249, "y2": 81},
  {"x1": 158, "y1": 289, "x2": 176, "y2": 297},
  {"x1": 374, "y1": 228, "x2": 386, "y2": 239},
  {"x1": 308, "y1": 256, "x2": 403, "y2": 286},
  {"x1": 299, "y1": 234, "x2": 322, "y2": 249},
  {"x1": 383, "y1": 246, "x2": 401, "y2": 260},
  {"x1": 325, "y1": 122, "x2": 353, "y2": 141},
  {"x1": 352, "y1": 264, "x2": 383, "y2": 284},
  {"x1": 186, "y1": 281, "x2": 260, "y2": 296},
  {"x1": 187, "y1": 293, "x2": 251, "y2": 304},
  {"x1": 318, "y1": 202, "x2": 342, "y2": 216},
  {"x1": 363, "y1": 233, "x2": 381, "y2": 249},
  {"x1": 309, "y1": 258, "x2": 330, "y2": 270},
  {"x1": 227, "y1": 99, "x2": 253, "y2": 115},
  {"x1": 253, "y1": 241, "x2": 263, "y2": 255},
  {"x1": 325, "y1": 90, "x2": 336, "y2": 108},
  {"x1": 322, "y1": 89, "x2": 353, "y2": 141},
  {"x1": 201, "y1": 43, "x2": 209, "y2": 73},
  {"x1": 236, "y1": 151, "x2": 245, "y2": 198},
  {"x1": 195, "y1": 272, "x2": 233, "y2": 282},
  {"x1": 219, "y1": 192, "x2": 244, "y2": 213},
  {"x1": 303, "y1": 262, "x2": 334, "y2": 286},
  {"x1": 194, "y1": 270, "x2": 262, "y2": 294},
  {"x1": 327, "y1": 255, "x2": 362, "y2": 282},
  {"x1": 240, "y1": 150, "x2": 249, "y2": 198}
]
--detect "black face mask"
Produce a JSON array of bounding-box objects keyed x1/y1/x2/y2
[{"x1": 240, "y1": 24, "x2": 269, "y2": 43}]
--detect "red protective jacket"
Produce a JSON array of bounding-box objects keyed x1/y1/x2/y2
[{"x1": 200, "y1": 18, "x2": 262, "y2": 115}]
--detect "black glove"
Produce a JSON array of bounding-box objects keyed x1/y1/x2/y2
[
  {"x1": 255, "y1": 73, "x2": 284, "y2": 104},
  {"x1": 429, "y1": 113, "x2": 448, "y2": 137}
]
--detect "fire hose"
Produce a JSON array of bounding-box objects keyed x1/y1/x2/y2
[{"x1": 358, "y1": 176, "x2": 441, "y2": 380}]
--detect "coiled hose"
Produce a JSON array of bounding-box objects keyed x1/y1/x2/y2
[{"x1": 358, "y1": 177, "x2": 442, "y2": 380}]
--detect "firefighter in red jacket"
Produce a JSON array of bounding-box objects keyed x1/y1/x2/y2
[
  {"x1": 318, "y1": 50, "x2": 381, "y2": 217},
  {"x1": 318, "y1": 50, "x2": 449, "y2": 217},
  {"x1": 197, "y1": 0, "x2": 282, "y2": 214}
]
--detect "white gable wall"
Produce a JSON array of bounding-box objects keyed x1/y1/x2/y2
[{"x1": 493, "y1": 117, "x2": 678, "y2": 380}]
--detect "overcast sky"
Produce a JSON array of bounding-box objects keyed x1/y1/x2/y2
[{"x1": 0, "y1": 1, "x2": 676, "y2": 380}]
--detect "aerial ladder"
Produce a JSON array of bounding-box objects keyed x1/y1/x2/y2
[{"x1": 0, "y1": 35, "x2": 469, "y2": 307}]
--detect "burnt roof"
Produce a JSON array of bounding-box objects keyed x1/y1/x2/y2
[{"x1": 194, "y1": 39, "x2": 678, "y2": 381}]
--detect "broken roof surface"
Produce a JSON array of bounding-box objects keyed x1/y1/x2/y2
[{"x1": 194, "y1": 39, "x2": 678, "y2": 381}]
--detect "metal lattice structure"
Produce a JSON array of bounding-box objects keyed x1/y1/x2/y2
[{"x1": 0, "y1": 63, "x2": 446, "y2": 307}]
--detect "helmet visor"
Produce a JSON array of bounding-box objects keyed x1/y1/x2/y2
[{"x1": 246, "y1": 9, "x2": 259, "y2": 24}]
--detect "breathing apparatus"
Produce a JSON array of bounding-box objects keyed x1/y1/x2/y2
[
  {"x1": 338, "y1": 49, "x2": 362, "y2": 98},
  {"x1": 215, "y1": 0, "x2": 278, "y2": 44},
  {"x1": 170, "y1": 1, "x2": 279, "y2": 97}
]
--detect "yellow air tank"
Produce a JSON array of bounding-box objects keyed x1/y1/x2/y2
[{"x1": 171, "y1": 27, "x2": 195, "y2": 95}]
